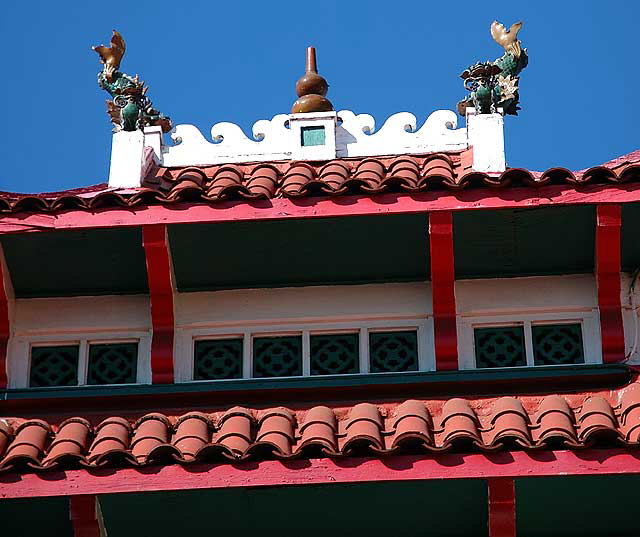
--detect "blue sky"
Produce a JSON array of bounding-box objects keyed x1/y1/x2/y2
[{"x1": 0, "y1": 0, "x2": 637, "y2": 193}]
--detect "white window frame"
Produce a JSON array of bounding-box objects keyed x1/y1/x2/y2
[
  {"x1": 175, "y1": 317, "x2": 433, "y2": 382},
  {"x1": 10, "y1": 330, "x2": 152, "y2": 388},
  {"x1": 458, "y1": 310, "x2": 601, "y2": 370}
]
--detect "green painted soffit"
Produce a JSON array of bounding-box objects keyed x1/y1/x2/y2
[
  {"x1": 622, "y1": 202, "x2": 640, "y2": 272},
  {"x1": 169, "y1": 214, "x2": 430, "y2": 292},
  {"x1": 0, "y1": 497, "x2": 73, "y2": 536},
  {"x1": 101, "y1": 479, "x2": 487, "y2": 537},
  {"x1": 1, "y1": 228, "x2": 149, "y2": 298},
  {"x1": 517, "y1": 475, "x2": 640, "y2": 537},
  {"x1": 454, "y1": 205, "x2": 596, "y2": 279}
]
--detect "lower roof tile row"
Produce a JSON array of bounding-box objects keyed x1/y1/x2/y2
[{"x1": 2, "y1": 384, "x2": 640, "y2": 473}]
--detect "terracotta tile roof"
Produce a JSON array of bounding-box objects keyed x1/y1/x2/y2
[
  {"x1": 1, "y1": 149, "x2": 640, "y2": 215},
  {"x1": 2, "y1": 383, "x2": 640, "y2": 473}
]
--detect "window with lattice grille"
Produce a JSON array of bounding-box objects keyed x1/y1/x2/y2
[
  {"x1": 87, "y1": 342, "x2": 138, "y2": 385},
  {"x1": 310, "y1": 333, "x2": 359, "y2": 375},
  {"x1": 29, "y1": 345, "x2": 79, "y2": 387},
  {"x1": 474, "y1": 326, "x2": 526, "y2": 368},
  {"x1": 369, "y1": 331, "x2": 418, "y2": 373},
  {"x1": 28, "y1": 340, "x2": 140, "y2": 388},
  {"x1": 532, "y1": 323, "x2": 584, "y2": 365},
  {"x1": 194, "y1": 338, "x2": 243, "y2": 380},
  {"x1": 253, "y1": 336, "x2": 302, "y2": 377}
]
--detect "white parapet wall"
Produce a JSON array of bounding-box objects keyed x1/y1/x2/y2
[{"x1": 107, "y1": 108, "x2": 506, "y2": 188}]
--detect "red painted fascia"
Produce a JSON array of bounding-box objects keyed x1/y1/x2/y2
[
  {"x1": 142, "y1": 225, "x2": 175, "y2": 384},
  {"x1": 2, "y1": 449, "x2": 640, "y2": 499},
  {"x1": 596, "y1": 205, "x2": 626, "y2": 363},
  {"x1": 2, "y1": 183, "x2": 640, "y2": 235},
  {"x1": 488, "y1": 478, "x2": 516, "y2": 537},
  {"x1": 429, "y1": 212, "x2": 458, "y2": 370},
  {"x1": 69, "y1": 495, "x2": 102, "y2": 537}
]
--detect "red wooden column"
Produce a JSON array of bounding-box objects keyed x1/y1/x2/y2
[
  {"x1": 143, "y1": 224, "x2": 175, "y2": 384},
  {"x1": 596, "y1": 204, "x2": 625, "y2": 363},
  {"x1": 0, "y1": 246, "x2": 13, "y2": 388},
  {"x1": 69, "y1": 495, "x2": 104, "y2": 537},
  {"x1": 428, "y1": 211, "x2": 458, "y2": 370},
  {"x1": 488, "y1": 478, "x2": 516, "y2": 537}
]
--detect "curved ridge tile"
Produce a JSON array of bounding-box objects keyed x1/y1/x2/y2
[
  {"x1": 576, "y1": 397, "x2": 620, "y2": 444},
  {"x1": 246, "y1": 165, "x2": 279, "y2": 198},
  {"x1": 280, "y1": 163, "x2": 317, "y2": 196},
  {"x1": 437, "y1": 399, "x2": 480, "y2": 447},
  {"x1": 484, "y1": 397, "x2": 531, "y2": 447},
  {"x1": 42, "y1": 418, "x2": 91, "y2": 467},
  {"x1": 131, "y1": 414, "x2": 173, "y2": 464},
  {"x1": 213, "y1": 407, "x2": 254, "y2": 456},
  {"x1": 2, "y1": 420, "x2": 51, "y2": 469},
  {"x1": 317, "y1": 162, "x2": 351, "y2": 192},
  {"x1": 206, "y1": 165, "x2": 246, "y2": 200},
  {"x1": 12, "y1": 196, "x2": 50, "y2": 213},
  {"x1": 352, "y1": 159, "x2": 385, "y2": 189},
  {"x1": 341, "y1": 403, "x2": 384, "y2": 451},
  {"x1": 173, "y1": 412, "x2": 212, "y2": 462},
  {"x1": 251, "y1": 408, "x2": 295, "y2": 456},
  {"x1": 532, "y1": 396, "x2": 577, "y2": 445},
  {"x1": 422, "y1": 156, "x2": 455, "y2": 185},
  {"x1": 88, "y1": 417, "x2": 133, "y2": 465},
  {"x1": 297, "y1": 406, "x2": 338, "y2": 453},
  {"x1": 389, "y1": 400, "x2": 433, "y2": 450}
]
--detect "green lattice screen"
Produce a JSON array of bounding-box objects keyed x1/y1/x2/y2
[
  {"x1": 310, "y1": 333, "x2": 359, "y2": 375},
  {"x1": 369, "y1": 331, "x2": 418, "y2": 373},
  {"x1": 253, "y1": 336, "x2": 302, "y2": 377},
  {"x1": 30, "y1": 345, "x2": 79, "y2": 387},
  {"x1": 474, "y1": 326, "x2": 526, "y2": 368},
  {"x1": 194, "y1": 338, "x2": 243, "y2": 380},
  {"x1": 87, "y1": 343, "x2": 138, "y2": 385},
  {"x1": 532, "y1": 323, "x2": 585, "y2": 365}
]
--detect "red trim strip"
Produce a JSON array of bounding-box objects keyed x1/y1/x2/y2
[
  {"x1": 69, "y1": 495, "x2": 102, "y2": 537},
  {"x1": 0, "y1": 258, "x2": 9, "y2": 388},
  {"x1": 3, "y1": 449, "x2": 638, "y2": 499},
  {"x1": 2, "y1": 184, "x2": 640, "y2": 235},
  {"x1": 488, "y1": 478, "x2": 516, "y2": 537},
  {"x1": 596, "y1": 204, "x2": 625, "y2": 363},
  {"x1": 429, "y1": 212, "x2": 458, "y2": 370},
  {"x1": 142, "y1": 225, "x2": 175, "y2": 384}
]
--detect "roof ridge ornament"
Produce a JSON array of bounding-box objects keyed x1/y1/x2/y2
[
  {"x1": 291, "y1": 47, "x2": 334, "y2": 113},
  {"x1": 457, "y1": 20, "x2": 528, "y2": 116},
  {"x1": 93, "y1": 30, "x2": 172, "y2": 133}
]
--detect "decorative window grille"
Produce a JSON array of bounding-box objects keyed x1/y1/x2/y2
[
  {"x1": 28, "y1": 340, "x2": 141, "y2": 387},
  {"x1": 178, "y1": 321, "x2": 430, "y2": 382},
  {"x1": 194, "y1": 338, "x2": 243, "y2": 380},
  {"x1": 29, "y1": 345, "x2": 79, "y2": 387},
  {"x1": 253, "y1": 336, "x2": 303, "y2": 377},
  {"x1": 472, "y1": 321, "x2": 587, "y2": 369},
  {"x1": 474, "y1": 326, "x2": 526, "y2": 368},
  {"x1": 369, "y1": 331, "x2": 419, "y2": 373},
  {"x1": 532, "y1": 323, "x2": 585, "y2": 365},
  {"x1": 87, "y1": 342, "x2": 138, "y2": 385},
  {"x1": 310, "y1": 333, "x2": 359, "y2": 375}
]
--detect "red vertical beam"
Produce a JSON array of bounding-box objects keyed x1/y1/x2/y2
[
  {"x1": 596, "y1": 204, "x2": 625, "y2": 363},
  {"x1": 488, "y1": 478, "x2": 516, "y2": 537},
  {"x1": 143, "y1": 224, "x2": 175, "y2": 384},
  {"x1": 69, "y1": 495, "x2": 104, "y2": 537},
  {"x1": 429, "y1": 211, "x2": 458, "y2": 370},
  {"x1": 0, "y1": 247, "x2": 12, "y2": 388}
]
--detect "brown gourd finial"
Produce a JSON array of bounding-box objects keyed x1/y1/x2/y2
[{"x1": 291, "y1": 46, "x2": 334, "y2": 113}]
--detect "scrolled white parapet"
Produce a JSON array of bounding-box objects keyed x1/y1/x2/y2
[
  {"x1": 335, "y1": 109, "x2": 466, "y2": 157},
  {"x1": 163, "y1": 114, "x2": 293, "y2": 167},
  {"x1": 155, "y1": 108, "x2": 483, "y2": 168}
]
